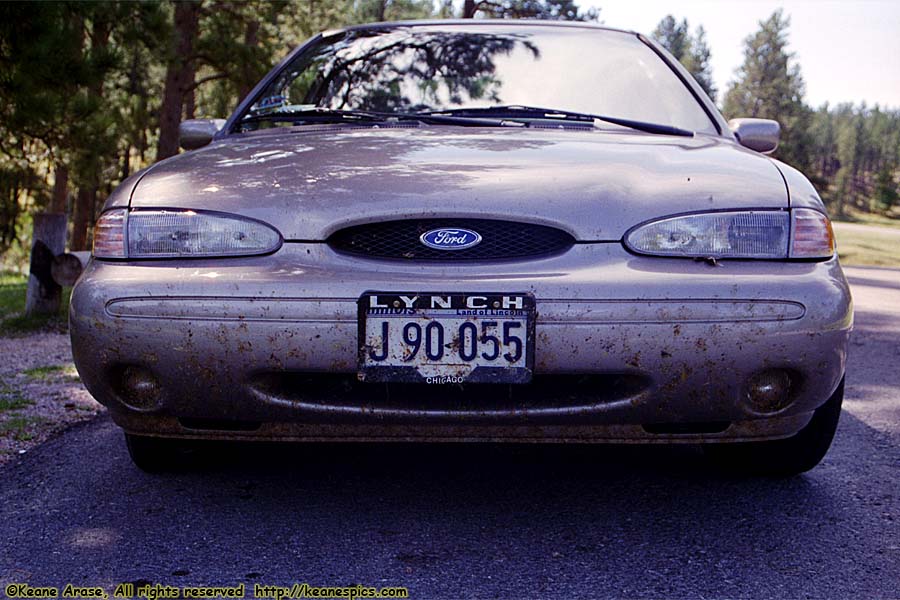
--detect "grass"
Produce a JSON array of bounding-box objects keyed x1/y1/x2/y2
[
  {"x1": 0, "y1": 374, "x2": 36, "y2": 442},
  {"x1": 0, "y1": 376, "x2": 36, "y2": 445},
  {"x1": 833, "y1": 223, "x2": 900, "y2": 267},
  {"x1": 0, "y1": 383, "x2": 33, "y2": 412},
  {"x1": 0, "y1": 272, "x2": 26, "y2": 315},
  {"x1": 0, "y1": 396, "x2": 33, "y2": 412},
  {"x1": 0, "y1": 375, "x2": 44, "y2": 442},
  {"x1": 0, "y1": 415, "x2": 47, "y2": 441},
  {"x1": 0, "y1": 271, "x2": 71, "y2": 337},
  {"x1": 23, "y1": 364, "x2": 79, "y2": 381},
  {"x1": 832, "y1": 207, "x2": 900, "y2": 229}
]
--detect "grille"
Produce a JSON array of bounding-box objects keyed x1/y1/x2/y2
[{"x1": 328, "y1": 219, "x2": 575, "y2": 261}]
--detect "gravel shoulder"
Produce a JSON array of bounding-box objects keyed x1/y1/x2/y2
[{"x1": 0, "y1": 332, "x2": 103, "y2": 463}]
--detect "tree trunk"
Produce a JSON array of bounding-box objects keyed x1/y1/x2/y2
[
  {"x1": 25, "y1": 213, "x2": 67, "y2": 316},
  {"x1": 50, "y1": 165, "x2": 68, "y2": 214},
  {"x1": 462, "y1": 0, "x2": 478, "y2": 18},
  {"x1": 71, "y1": 187, "x2": 94, "y2": 251},
  {"x1": 156, "y1": 0, "x2": 202, "y2": 161},
  {"x1": 71, "y1": 16, "x2": 110, "y2": 253},
  {"x1": 1, "y1": 176, "x2": 22, "y2": 250},
  {"x1": 184, "y1": 86, "x2": 196, "y2": 120},
  {"x1": 237, "y1": 18, "x2": 260, "y2": 102},
  {"x1": 120, "y1": 147, "x2": 131, "y2": 181}
]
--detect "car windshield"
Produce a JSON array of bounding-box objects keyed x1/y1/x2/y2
[{"x1": 239, "y1": 24, "x2": 718, "y2": 134}]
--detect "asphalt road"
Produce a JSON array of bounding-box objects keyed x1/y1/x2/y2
[{"x1": 1, "y1": 266, "x2": 898, "y2": 599}]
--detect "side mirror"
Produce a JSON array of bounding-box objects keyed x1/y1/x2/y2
[
  {"x1": 178, "y1": 119, "x2": 227, "y2": 150},
  {"x1": 728, "y1": 118, "x2": 780, "y2": 154}
]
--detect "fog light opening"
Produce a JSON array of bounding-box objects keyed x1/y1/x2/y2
[
  {"x1": 116, "y1": 366, "x2": 163, "y2": 411},
  {"x1": 745, "y1": 369, "x2": 795, "y2": 414}
]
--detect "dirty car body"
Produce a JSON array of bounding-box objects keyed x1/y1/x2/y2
[{"x1": 70, "y1": 21, "x2": 852, "y2": 471}]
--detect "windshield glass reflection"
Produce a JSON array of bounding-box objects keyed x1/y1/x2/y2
[{"x1": 242, "y1": 25, "x2": 717, "y2": 134}]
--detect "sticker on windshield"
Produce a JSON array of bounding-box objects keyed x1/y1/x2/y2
[{"x1": 256, "y1": 95, "x2": 287, "y2": 112}]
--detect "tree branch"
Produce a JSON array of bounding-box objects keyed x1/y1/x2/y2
[{"x1": 186, "y1": 72, "x2": 229, "y2": 91}]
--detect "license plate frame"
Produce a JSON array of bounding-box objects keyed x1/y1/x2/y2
[{"x1": 358, "y1": 292, "x2": 536, "y2": 384}]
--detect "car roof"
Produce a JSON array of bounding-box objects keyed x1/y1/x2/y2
[{"x1": 323, "y1": 19, "x2": 638, "y2": 38}]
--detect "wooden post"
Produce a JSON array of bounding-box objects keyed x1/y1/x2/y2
[{"x1": 25, "y1": 213, "x2": 68, "y2": 316}]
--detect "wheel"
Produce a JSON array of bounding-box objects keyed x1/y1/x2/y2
[
  {"x1": 704, "y1": 377, "x2": 844, "y2": 476},
  {"x1": 124, "y1": 433, "x2": 184, "y2": 473}
]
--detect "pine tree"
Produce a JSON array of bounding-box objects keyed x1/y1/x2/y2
[
  {"x1": 651, "y1": 16, "x2": 716, "y2": 101},
  {"x1": 723, "y1": 10, "x2": 812, "y2": 170},
  {"x1": 652, "y1": 16, "x2": 690, "y2": 63},
  {"x1": 354, "y1": 0, "x2": 436, "y2": 22},
  {"x1": 683, "y1": 26, "x2": 716, "y2": 101},
  {"x1": 462, "y1": 0, "x2": 599, "y2": 21}
]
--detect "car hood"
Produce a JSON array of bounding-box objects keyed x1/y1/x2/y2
[{"x1": 130, "y1": 126, "x2": 788, "y2": 241}]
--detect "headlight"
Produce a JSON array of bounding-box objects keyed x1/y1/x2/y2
[
  {"x1": 624, "y1": 208, "x2": 834, "y2": 260},
  {"x1": 92, "y1": 209, "x2": 282, "y2": 259}
]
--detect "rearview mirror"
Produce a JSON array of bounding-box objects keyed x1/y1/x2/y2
[
  {"x1": 179, "y1": 119, "x2": 227, "y2": 150},
  {"x1": 728, "y1": 118, "x2": 780, "y2": 154}
]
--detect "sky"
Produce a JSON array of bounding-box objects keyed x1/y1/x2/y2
[{"x1": 581, "y1": 0, "x2": 900, "y2": 109}]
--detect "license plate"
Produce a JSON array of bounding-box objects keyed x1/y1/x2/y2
[{"x1": 358, "y1": 293, "x2": 535, "y2": 384}]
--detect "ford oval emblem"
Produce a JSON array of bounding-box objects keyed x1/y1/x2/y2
[{"x1": 419, "y1": 227, "x2": 483, "y2": 250}]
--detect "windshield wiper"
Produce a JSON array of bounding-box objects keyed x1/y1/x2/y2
[
  {"x1": 242, "y1": 108, "x2": 385, "y2": 125},
  {"x1": 419, "y1": 105, "x2": 694, "y2": 137},
  {"x1": 241, "y1": 108, "x2": 521, "y2": 129}
]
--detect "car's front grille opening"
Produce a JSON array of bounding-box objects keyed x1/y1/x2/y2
[
  {"x1": 248, "y1": 373, "x2": 650, "y2": 416},
  {"x1": 327, "y1": 218, "x2": 575, "y2": 261},
  {"x1": 642, "y1": 422, "x2": 731, "y2": 435},
  {"x1": 178, "y1": 418, "x2": 262, "y2": 432}
]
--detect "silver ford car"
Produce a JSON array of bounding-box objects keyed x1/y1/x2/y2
[{"x1": 70, "y1": 21, "x2": 852, "y2": 475}]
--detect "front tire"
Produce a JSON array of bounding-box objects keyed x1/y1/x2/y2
[{"x1": 704, "y1": 377, "x2": 844, "y2": 476}]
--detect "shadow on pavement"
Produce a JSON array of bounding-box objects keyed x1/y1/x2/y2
[{"x1": 846, "y1": 273, "x2": 900, "y2": 293}]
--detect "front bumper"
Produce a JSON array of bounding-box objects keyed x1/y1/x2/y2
[{"x1": 69, "y1": 244, "x2": 852, "y2": 443}]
